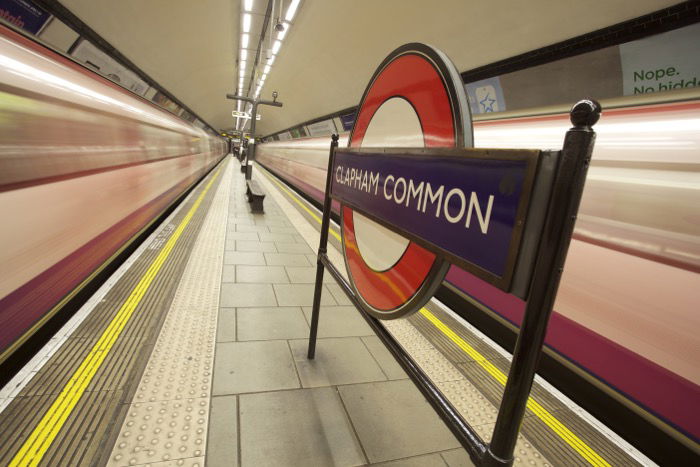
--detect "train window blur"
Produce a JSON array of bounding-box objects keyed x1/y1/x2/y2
[
  {"x1": 306, "y1": 119, "x2": 337, "y2": 137},
  {"x1": 466, "y1": 23, "x2": 700, "y2": 116},
  {"x1": 289, "y1": 126, "x2": 307, "y2": 138}
]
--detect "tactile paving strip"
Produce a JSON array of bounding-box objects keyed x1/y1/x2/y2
[
  {"x1": 412, "y1": 305, "x2": 643, "y2": 466},
  {"x1": 257, "y1": 165, "x2": 649, "y2": 466},
  {"x1": 107, "y1": 161, "x2": 232, "y2": 466},
  {"x1": 261, "y1": 169, "x2": 660, "y2": 465},
  {"x1": 0, "y1": 163, "x2": 227, "y2": 467},
  {"x1": 382, "y1": 319, "x2": 553, "y2": 466}
]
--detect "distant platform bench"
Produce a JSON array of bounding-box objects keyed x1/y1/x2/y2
[{"x1": 246, "y1": 179, "x2": 265, "y2": 213}]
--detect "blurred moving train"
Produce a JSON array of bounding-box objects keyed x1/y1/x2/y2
[
  {"x1": 256, "y1": 91, "x2": 700, "y2": 448},
  {"x1": 0, "y1": 9, "x2": 698, "y2": 457},
  {"x1": 0, "y1": 25, "x2": 226, "y2": 364}
]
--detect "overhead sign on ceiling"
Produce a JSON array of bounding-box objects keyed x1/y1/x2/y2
[
  {"x1": 0, "y1": 0, "x2": 50, "y2": 35},
  {"x1": 232, "y1": 111, "x2": 262, "y2": 120}
]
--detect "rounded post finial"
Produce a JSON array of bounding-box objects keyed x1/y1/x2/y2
[{"x1": 570, "y1": 99, "x2": 601, "y2": 128}]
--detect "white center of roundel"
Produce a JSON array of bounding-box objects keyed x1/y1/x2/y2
[{"x1": 353, "y1": 97, "x2": 424, "y2": 271}]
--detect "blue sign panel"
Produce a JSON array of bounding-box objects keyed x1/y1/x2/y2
[
  {"x1": 0, "y1": 0, "x2": 50, "y2": 35},
  {"x1": 339, "y1": 112, "x2": 356, "y2": 131},
  {"x1": 331, "y1": 149, "x2": 538, "y2": 283}
]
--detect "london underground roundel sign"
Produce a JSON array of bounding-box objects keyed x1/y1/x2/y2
[{"x1": 342, "y1": 43, "x2": 473, "y2": 319}]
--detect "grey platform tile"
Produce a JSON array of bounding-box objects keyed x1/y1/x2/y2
[
  {"x1": 254, "y1": 216, "x2": 290, "y2": 226},
  {"x1": 220, "y1": 283, "x2": 277, "y2": 307},
  {"x1": 235, "y1": 265, "x2": 289, "y2": 284},
  {"x1": 306, "y1": 253, "x2": 320, "y2": 265},
  {"x1": 213, "y1": 341, "x2": 299, "y2": 395},
  {"x1": 224, "y1": 251, "x2": 266, "y2": 266},
  {"x1": 230, "y1": 208, "x2": 251, "y2": 215},
  {"x1": 258, "y1": 232, "x2": 296, "y2": 243},
  {"x1": 226, "y1": 231, "x2": 259, "y2": 242},
  {"x1": 302, "y1": 306, "x2": 374, "y2": 337},
  {"x1": 228, "y1": 216, "x2": 255, "y2": 225},
  {"x1": 290, "y1": 337, "x2": 387, "y2": 387},
  {"x1": 234, "y1": 240, "x2": 277, "y2": 253},
  {"x1": 338, "y1": 379, "x2": 461, "y2": 463},
  {"x1": 217, "y1": 308, "x2": 236, "y2": 342},
  {"x1": 285, "y1": 266, "x2": 333, "y2": 283},
  {"x1": 273, "y1": 283, "x2": 337, "y2": 306},
  {"x1": 236, "y1": 224, "x2": 269, "y2": 233},
  {"x1": 441, "y1": 449, "x2": 476, "y2": 467},
  {"x1": 325, "y1": 282, "x2": 353, "y2": 305},
  {"x1": 237, "y1": 307, "x2": 309, "y2": 341},
  {"x1": 208, "y1": 395, "x2": 239, "y2": 467},
  {"x1": 373, "y1": 453, "x2": 448, "y2": 466},
  {"x1": 222, "y1": 265, "x2": 236, "y2": 282},
  {"x1": 239, "y1": 388, "x2": 366, "y2": 466},
  {"x1": 264, "y1": 252, "x2": 311, "y2": 267},
  {"x1": 362, "y1": 335, "x2": 408, "y2": 380},
  {"x1": 267, "y1": 225, "x2": 298, "y2": 234},
  {"x1": 293, "y1": 234, "x2": 307, "y2": 243},
  {"x1": 274, "y1": 242, "x2": 314, "y2": 254}
]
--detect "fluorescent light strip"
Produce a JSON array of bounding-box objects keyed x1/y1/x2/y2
[
  {"x1": 271, "y1": 40, "x2": 281, "y2": 54},
  {"x1": 244, "y1": 0, "x2": 253, "y2": 12},
  {"x1": 241, "y1": 49, "x2": 247, "y2": 61},
  {"x1": 241, "y1": 34, "x2": 249, "y2": 48},
  {"x1": 263, "y1": 64, "x2": 271, "y2": 74},
  {"x1": 268, "y1": 55, "x2": 276, "y2": 65},
  {"x1": 285, "y1": 0, "x2": 300, "y2": 21},
  {"x1": 277, "y1": 23, "x2": 289, "y2": 40},
  {"x1": 242, "y1": 14, "x2": 251, "y2": 33}
]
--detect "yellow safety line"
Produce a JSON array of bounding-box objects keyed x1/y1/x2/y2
[
  {"x1": 420, "y1": 309, "x2": 610, "y2": 466},
  {"x1": 264, "y1": 166, "x2": 611, "y2": 467},
  {"x1": 260, "y1": 167, "x2": 341, "y2": 242},
  {"x1": 10, "y1": 167, "x2": 222, "y2": 467}
]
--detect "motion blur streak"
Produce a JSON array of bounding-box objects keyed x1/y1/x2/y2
[
  {"x1": 256, "y1": 94, "x2": 700, "y2": 442},
  {"x1": 0, "y1": 24, "x2": 226, "y2": 365}
]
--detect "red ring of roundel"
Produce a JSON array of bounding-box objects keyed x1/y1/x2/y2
[{"x1": 343, "y1": 52, "x2": 456, "y2": 311}]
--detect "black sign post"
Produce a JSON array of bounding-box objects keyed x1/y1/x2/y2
[
  {"x1": 225, "y1": 93, "x2": 283, "y2": 180},
  {"x1": 485, "y1": 100, "x2": 600, "y2": 465},
  {"x1": 307, "y1": 100, "x2": 601, "y2": 466}
]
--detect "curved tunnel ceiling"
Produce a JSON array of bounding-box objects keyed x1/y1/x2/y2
[{"x1": 61, "y1": 0, "x2": 679, "y2": 134}]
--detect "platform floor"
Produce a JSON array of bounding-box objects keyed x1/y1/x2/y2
[{"x1": 0, "y1": 155, "x2": 653, "y2": 466}]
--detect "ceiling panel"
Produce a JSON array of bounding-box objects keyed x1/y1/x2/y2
[
  {"x1": 60, "y1": 0, "x2": 679, "y2": 133},
  {"x1": 62, "y1": 0, "x2": 239, "y2": 129}
]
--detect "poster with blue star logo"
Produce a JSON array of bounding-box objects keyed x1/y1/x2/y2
[{"x1": 465, "y1": 77, "x2": 506, "y2": 114}]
